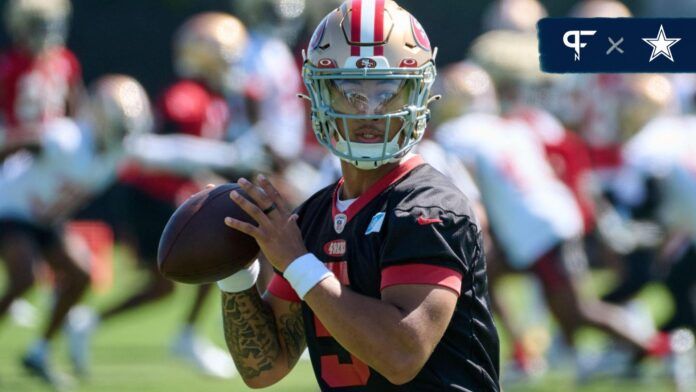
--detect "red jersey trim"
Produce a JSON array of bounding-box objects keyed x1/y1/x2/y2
[
  {"x1": 331, "y1": 155, "x2": 425, "y2": 223},
  {"x1": 267, "y1": 273, "x2": 301, "y2": 303},
  {"x1": 381, "y1": 264, "x2": 462, "y2": 296}
]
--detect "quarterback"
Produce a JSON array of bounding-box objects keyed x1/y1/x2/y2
[{"x1": 217, "y1": 1, "x2": 500, "y2": 390}]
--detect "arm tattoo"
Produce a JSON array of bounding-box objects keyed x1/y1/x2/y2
[
  {"x1": 222, "y1": 289, "x2": 281, "y2": 379},
  {"x1": 278, "y1": 302, "x2": 305, "y2": 368}
]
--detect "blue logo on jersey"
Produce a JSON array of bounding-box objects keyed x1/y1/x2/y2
[{"x1": 365, "y1": 212, "x2": 385, "y2": 234}]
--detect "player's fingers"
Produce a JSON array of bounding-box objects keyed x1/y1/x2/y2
[
  {"x1": 205, "y1": 183, "x2": 215, "y2": 189},
  {"x1": 237, "y1": 178, "x2": 277, "y2": 215},
  {"x1": 224, "y1": 217, "x2": 262, "y2": 238},
  {"x1": 257, "y1": 174, "x2": 290, "y2": 215},
  {"x1": 229, "y1": 190, "x2": 272, "y2": 227}
]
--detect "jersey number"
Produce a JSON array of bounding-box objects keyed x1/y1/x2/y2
[{"x1": 314, "y1": 261, "x2": 370, "y2": 387}]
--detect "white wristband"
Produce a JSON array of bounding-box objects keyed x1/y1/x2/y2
[
  {"x1": 216, "y1": 260, "x2": 260, "y2": 293},
  {"x1": 283, "y1": 253, "x2": 334, "y2": 299}
]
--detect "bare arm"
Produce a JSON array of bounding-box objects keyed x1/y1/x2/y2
[
  {"x1": 125, "y1": 133, "x2": 270, "y2": 176},
  {"x1": 221, "y1": 288, "x2": 305, "y2": 388}
]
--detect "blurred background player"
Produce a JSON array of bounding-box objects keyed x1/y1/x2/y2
[
  {"x1": 0, "y1": 75, "x2": 151, "y2": 387},
  {"x1": 226, "y1": 0, "x2": 310, "y2": 202},
  {"x1": 578, "y1": 75, "x2": 695, "y2": 381},
  {"x1": 616, "y1": 101, "x2": 696, "y2": 336},
  {"x1": 70, "y1": 13, "x2": 255, "y2": 380},
  {"x1": 437, "y1": 33, "x2": 675, "y2": 380},
  {"x1": 0, "y1": 0, "x2": 83, "y2": 159},
  {"x1": 10, "y1": 71, "x2": 261, "y2": 384}
]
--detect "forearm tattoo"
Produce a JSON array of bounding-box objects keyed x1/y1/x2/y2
[
  {"x1": 278, "y1": 302, "x2": 305, "y2": 368},
  {"x1": 222, "y1": 289, "x2": 281, "y2": 379}
]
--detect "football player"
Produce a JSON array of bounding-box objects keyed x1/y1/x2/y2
[
  {"x1": 592, "y1": 76, "x2": 696, "y2": 379},
  {"x1": 221, "y1": 8, "x2": 306, "y2": 168},
  {"x1": 0, "y1": 75, "x2": 149, "y2": 386},
  {"x1": 431, "y1": 60, "x2": 550, "y2": 377},
  {"x1": 0, "y1": 0, "x2": 83, "y2": 158},
  {"x1": 442, "y1": 33, "x2": 674, "y2": 379},
  {"x1": 73, "y1": 13, "x2": 253, "y2": 379},
  {"x1": 1, "y1": 73, "x2": 262, "y2": 383},
  {"x1": 215, "y1": 1, "x2": 500, "y2": 390}
]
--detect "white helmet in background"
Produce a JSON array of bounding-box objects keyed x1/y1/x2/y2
[
  {"x1": 173, "y1": 12, "x2": 249, "y2": 94},
  {"x1": 303, "y1": 0, "x2": 437, "y2": 170},
  {"x1": 482, "y1": 0, "x2": 547, "y2": 33},
  {"x1": 4, "y1": 0, "x2": 71, "y2": 54},
  {"x1": 431, "y1": 61, "x2": 498, "y2": 126},
  {"x1": 87, "y1": 75, "x2": 153, "y2": 149}
]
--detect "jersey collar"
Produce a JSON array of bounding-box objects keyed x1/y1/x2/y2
[{"x1": 331, "y1": 154, "x2": 425, "y2": 225}]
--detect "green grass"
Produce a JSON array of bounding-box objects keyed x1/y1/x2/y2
[{"x1": 0, "y1": 248, "x2": 675, "y2": 391}]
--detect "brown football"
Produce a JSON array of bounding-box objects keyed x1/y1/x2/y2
[{"x1": 157, "y1": 183, "x2": 260, "y2": 284}]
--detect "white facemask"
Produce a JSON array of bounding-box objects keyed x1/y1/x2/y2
[{"x1": 333, "y1": 132, "x2": 402, "y2": 170}]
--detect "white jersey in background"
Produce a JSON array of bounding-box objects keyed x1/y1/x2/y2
[
  {"x1": 0, "y1": 118, "x2": 264, "y2": 226},
  {"x1": 227, "y1": 33, "x2": 306, "y2": 161},
  {"x1": 0, "y1": 118, "x2": 122, "y2": 224},
  {"x1": 436, "y1": 113, "x2": 583, "y2": 268},
  {"x1": 616, "y1": 115, "x2": 696, "y2": 240}
]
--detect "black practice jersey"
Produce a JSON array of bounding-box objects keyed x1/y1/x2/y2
[{"x1": 269, "y1": 155, "x2": 500, "y2": 391}]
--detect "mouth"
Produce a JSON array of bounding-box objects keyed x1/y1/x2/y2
[{"x1": 353, "y1": 126, "x2": 384, "y2": 143}]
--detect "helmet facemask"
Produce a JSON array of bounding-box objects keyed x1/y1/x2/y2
[{"x1": 303, "y1": 61, "x2": 436, "y2": 170}]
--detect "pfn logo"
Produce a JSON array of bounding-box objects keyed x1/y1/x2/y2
[{"x1": 563, "y1": 30, "x2": 596, "y2": 61}]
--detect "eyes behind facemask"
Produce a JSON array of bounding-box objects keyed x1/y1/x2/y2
[{"x1": 328, "y1": 79, "x2": 413, "y2": 115}]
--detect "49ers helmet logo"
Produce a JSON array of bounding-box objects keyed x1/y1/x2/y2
[
  {"x1": 356, "y1": 57, "x2": 377, "y2": 68},
  {"x1": 310, "y1": 16, "x2": 329, "y2": 50},
  {"x1": 410, "y1": 16, "x2": 431, "y2": 51}
]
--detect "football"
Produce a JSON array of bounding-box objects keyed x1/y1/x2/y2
[{"x1": 157, "y1": 183, "x2": 260, "y2": 284}]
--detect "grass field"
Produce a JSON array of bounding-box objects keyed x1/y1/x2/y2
[{"x1": 0, "y1": 248, "x2": 677, "y2": 391}]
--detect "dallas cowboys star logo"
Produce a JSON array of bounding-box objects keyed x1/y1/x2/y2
[{"x1": 642, "y1": 25, "x2": 681, "y2": 62}]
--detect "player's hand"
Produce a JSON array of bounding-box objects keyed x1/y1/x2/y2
[{"x1": 225, "y1": 175, "x2": 308, "y2": 272}]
